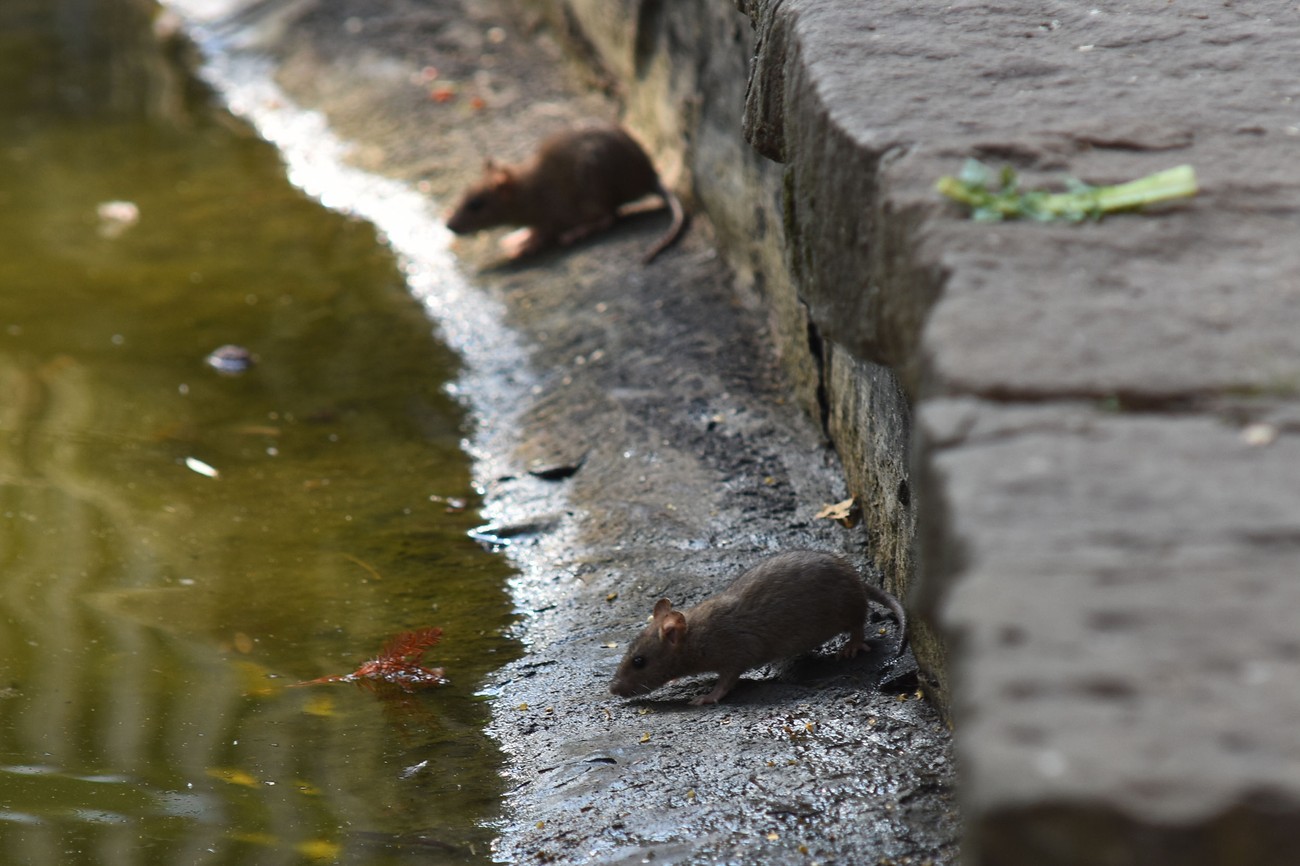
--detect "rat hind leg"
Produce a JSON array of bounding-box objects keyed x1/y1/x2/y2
[{"x1": 838, "y1": 622, "x2": 870, "y2": 659}]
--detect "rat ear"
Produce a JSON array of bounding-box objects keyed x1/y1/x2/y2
[
  {"x1": 658, "y1": 610, "x2": 687, "y2": 646},
  {"x1": 652, "y1": 598, "x2": 674, "y2": 621},
  {"x1": 479, "y1": 157, "x2": 512, "y2": 187},
  {"x1": 483, "y1": 165, "x2": 515, "y2": 198}
]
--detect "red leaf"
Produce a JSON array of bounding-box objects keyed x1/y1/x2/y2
[{"x1": 293, "y1": 628, "x2": 448, "y2": 693}]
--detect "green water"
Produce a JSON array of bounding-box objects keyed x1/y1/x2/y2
[{"x1": 0, "y1": 1, "x2": 519, "y2": 863}]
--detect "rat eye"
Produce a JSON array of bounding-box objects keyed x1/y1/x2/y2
[
  {"x1": 463, "y1": 194, "x2": 486, "y2": 213},
  {"x1": 631, "y1": 655, "x2": 646, "y2": 669}
]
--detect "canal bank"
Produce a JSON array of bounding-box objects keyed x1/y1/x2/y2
[{"x1": 164, "y1": 0, "x2": 959, "y2": 863}]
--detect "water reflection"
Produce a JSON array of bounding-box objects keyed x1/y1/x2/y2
[{"x1": 0, "y1": 1, "x2": 517, "y2": 863}]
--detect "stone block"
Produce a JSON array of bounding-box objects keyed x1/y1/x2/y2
[{"x1": 921, "y1": 399, "x2": 1300, "y2": 864}]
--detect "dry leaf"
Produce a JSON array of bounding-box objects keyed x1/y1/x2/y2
[
  {"x1": 815, "y1": 497, "x2": 858, "y2": 528},
  {"x1": 293, "y1": 628, "x2": 446, "y2": 693},
  {"x1": 816, "y1": 498, "x2": 855, "y2": 520}
]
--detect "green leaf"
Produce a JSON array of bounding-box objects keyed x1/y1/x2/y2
[{"x1": 936, "y1": 161, "x2": 1197, "y2": 223}]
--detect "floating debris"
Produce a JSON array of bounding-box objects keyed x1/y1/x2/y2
[
  {"x1": 96, "y1": 200, "x2": 139, "y2": 238},
  {"x1": 205, "y1": 344, "x2": 256, "y2": 376},
  {"x1": 293, "y1": 627, "x2": 447, "y2": 693},
  {"x1": 184, "y1": 456, "x2": 220, "y2": 478}
]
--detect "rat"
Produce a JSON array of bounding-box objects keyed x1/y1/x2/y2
[
  {"x1": 445, "y1": 123, "x2": 686, "y2": 264},
  {"x1": 608, "y1": 550, "x2": 908, "y2": 705}
]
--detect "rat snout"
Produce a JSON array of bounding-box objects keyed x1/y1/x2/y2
[{"x1": 609, "y1": 677, "x2": 631, "y2": 697}]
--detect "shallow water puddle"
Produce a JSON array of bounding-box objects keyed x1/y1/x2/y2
[{"x1": 0, "y1": 1, "x2": 518, "y2": 863}]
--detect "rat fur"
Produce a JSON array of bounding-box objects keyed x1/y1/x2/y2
[
  {"x1": 445, "y1": 123, "x2": 686, "y2": 264},
  {"x1": 608, "y1": 550, "x2": 907, "y2": 705}
]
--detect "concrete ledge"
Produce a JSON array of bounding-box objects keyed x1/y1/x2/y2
[
  {"x1": 923, "y1": 399, "x2": 1300, "y2": 863},
  {"x1": 538, "y1": 0, "x2": 1300, "y2": 862}
]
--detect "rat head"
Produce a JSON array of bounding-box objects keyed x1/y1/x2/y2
[
  {"x1": 445, "y1": 160, "x2": 517, "y2": 234},
  {"x1": 609, "y1": 598, "x2": 688, "y2": 698}
]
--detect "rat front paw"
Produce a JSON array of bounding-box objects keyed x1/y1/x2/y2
[{"x1": 500, "y1": 228, "x2": 544, "y2": 259}]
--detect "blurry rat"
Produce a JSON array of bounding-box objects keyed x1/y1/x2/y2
[
  {"x1": 445, "y1": 123, "x2": 686, "y2": 264},
  {"x1": 609, "y1": 550, "x2": 907, "y2": 705}
]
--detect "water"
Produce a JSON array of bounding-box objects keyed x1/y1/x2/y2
[{"x1": 0, "y1": 0, "x2": 520, "y2": 862}]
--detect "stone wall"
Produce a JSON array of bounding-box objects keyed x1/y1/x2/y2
[{"x1": 525, "y1": 0, "x2": 1300, "y2": 864}]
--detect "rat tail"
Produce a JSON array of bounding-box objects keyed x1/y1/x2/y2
[
  {"x1": 642, "y1": 182, "x2": 688, "y2": 264},
  {"x1": 865, "y1": 583, "x2": 909, "y2": 661}
]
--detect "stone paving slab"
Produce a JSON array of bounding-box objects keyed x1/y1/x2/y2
[{"x1": 919, "y1": 399, "x2": 1300, "y2": 864}]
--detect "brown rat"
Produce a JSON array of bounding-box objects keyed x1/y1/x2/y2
[
  {"x1": 445, "y1": 123, "x2": 686, "y2": 264},
  {"x1": 608, "y1": 550, "x2": 907, "y2": 705}
]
